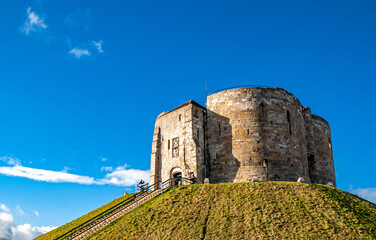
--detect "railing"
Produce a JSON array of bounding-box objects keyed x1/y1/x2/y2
[
  {"x1": 160, "y1": 177, "x2": 195, "y2": 190},
  {"x1": 54, "y1": 177, "x2": 195, "y2": 240}
]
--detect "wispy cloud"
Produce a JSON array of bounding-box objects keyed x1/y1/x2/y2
[
  {"x1": 15, "y1": 206, "x2": 25, "y2": 217},
  {"x1": 0, "y1": 204, "x2": 56, "y2": 240},
  {"x1": 69, "y1": 48, "x2": 90, "y2": 58},
  {"x1": 21, "y1": 7, "x2": 47, "y2": 35},
  {"x1": 0, "y1": 165, "x2": 97, "y2": 185},
  {"x1": 61, "y1": 167, "x2": 72, "y2": 173},
  {"x1": 0, "y1": 156, "x2": 21, "y2": 166},
  {"x1": 93, "y1": 41, "x2": 104, "y2": 53},
  {"x1": 0, "y1": 204, "x2": 9, "y2": 213},
  {"x1": 0, "y1": 156, "x2": 149, "y2": 187},
  {"x1": 100, "y1": 157, "x2": 108, "y2": 162},
  {"x1": 349, "y1": 186, "x2": 376, "y2": 204},
  {"x1": 101, "y1": 166, "x2": 113, "y2": 172},
  {"x1": 69, "y1": 41, "x2": 104, "y2": 59},
  {"x1": 34, "y1": 211, "x2": 39, "y2": 218}
]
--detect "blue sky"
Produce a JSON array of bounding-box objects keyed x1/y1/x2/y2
[{"x1": 0, "y1": 0, "x2": 376, "y2": 239}]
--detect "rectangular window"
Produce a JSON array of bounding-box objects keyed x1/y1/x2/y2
[
  {"x1": 179, "y1": 114, "x2": 182, "y2": 121},
  {"x1": 168, "y1": 140, "x2": 170, "y2": 149},
  {"x1": 172, "y1": 137, "x2": 179, "y2": 157}
]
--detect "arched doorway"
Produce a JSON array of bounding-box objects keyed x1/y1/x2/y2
[{"x1": 171, "y1": 167, "x2": 182, "y2": 186}]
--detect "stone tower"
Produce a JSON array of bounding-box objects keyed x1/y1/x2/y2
[
  {"x1": 150, "y1": 101, "x2": 206, "y2": 185},
  {"x1": 150, "y1": 87, "x2": 336, "y2": 187}
]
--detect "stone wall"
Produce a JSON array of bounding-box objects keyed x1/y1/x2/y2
[
  {"x1": 150, "y1": 87, "x2": 336, "y2": 187},
  {"x1": 311, "y1": 115, "x2": 336, "y2": 186},
  {"x1": 150, "y1": 101, "x2": 206, "y2": 186},
  {"x1": 206, "y1": 87, "x2": 310, "y2": 183}
]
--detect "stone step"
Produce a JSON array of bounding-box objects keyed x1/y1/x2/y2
[{"x1": 68, "y1": 188, "x2": 164, "y2": 240}]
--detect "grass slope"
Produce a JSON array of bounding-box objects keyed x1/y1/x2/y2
[
  {"x1": 87, "y1": 182, "x2": 376, "y2": 239},
  {"x1": 36, "y1": 193, "x2": 133, "y2": 240}
]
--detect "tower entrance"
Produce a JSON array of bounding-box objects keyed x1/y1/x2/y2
[{"x1": 171, "y1": 168, "x2": 182, "y2": 186}]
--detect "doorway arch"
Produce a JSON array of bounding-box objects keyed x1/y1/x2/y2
[{"x1": 171, "y1": 167, "x2": 183, "y2": 186}]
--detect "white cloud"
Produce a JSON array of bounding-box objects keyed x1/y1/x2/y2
[
  {"x1": 93, "y1": 41, "x2": 104, "y2": 53},
  {"x1": 69, "y1": 48, "x2": 90, "y2": 58},
  {"x1": 349, "y1": 186, "x2": 376, "y2": 204},
  {"x1": 99, "y1": 165, "x2": 150, "y2": 187},
  {"x1": 0, "y1": 156, "x2": 20, "y2": 166},
  {"x1": 101, "y1": 157, "x2": 108, "y2": 162},
  {"x1": 0, "y1": 157, "x2": 149, "y2": 187},
  {"x1": 0, "y1": 204, "x2": 9, "y2": 213},
  {"x1": 15, "y1": 206, "x2": 25, "y2": 217},
  {"x1": 0, "y1": 204, "x2": 56, "y2": 240},
  {"x1": 34, "y1": 211, "x2": 39, "y2": 218},
  {"x1": 21, "y1": 7, "x2": 47, "y2": 35},
  {"x1": 0, "y1": 165, "x2": 97, "y2": 185},
  {"x1": 0, "y1": 211, "x2": 13, "y2": 240},
  {"x1": 12, "y1": 224, "x2": 56, "y2": 240}
]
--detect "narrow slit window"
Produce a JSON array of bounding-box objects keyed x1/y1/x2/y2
[
  {"x1": 260, "y1": 103, "x2": 265, "y2": 120},
  {"x1": 218, "y1": 123, "x2": 221, "y2": 136},
  {"x1": 287, "y1": 110, "x2": 292, "y2": 134},
  {"x1": 179, "y1": 114, "x2": 181, "y2": 121},
  {"x1": 168, "y1": 140, "x2": 170, "y2": 149},
  {"x1": 247, "y1": 129, "x2": 250, "y2": 135},
  {"x1": 263, "y1": 159, "x2": 268, "y2": 168},
  {"x1": 197, "y1": 129, "x2": 199, "y2": 139}
]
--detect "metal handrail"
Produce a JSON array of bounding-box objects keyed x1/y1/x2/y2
[
  {"x1": 54, "y1": 177, "x2": 195, "y2": 240},
  {"x1": 54, "y1": 185, "x2": 148, "y2": 239},
  {"x1": 208, "y1": 85, "x2": 275, "y2": 96}
]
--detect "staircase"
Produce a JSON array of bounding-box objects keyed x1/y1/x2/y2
[{"x1": 54, "y1": 178, "x2": 194, "y2": 240}]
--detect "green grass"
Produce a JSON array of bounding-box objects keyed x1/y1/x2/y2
[
  {"x1": 38, "y1": 182, "x2": 376, "y2": 239},
  {"x1": 35, "y1": 193, "x2": 133, "y2": 240},
  {"x1": 89, "y1": 182, "x2": 376, "y2": 239}
]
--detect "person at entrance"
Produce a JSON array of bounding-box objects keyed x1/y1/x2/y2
[{"x1": 173, "y1": 172, "x2": 182, "y2": 186}]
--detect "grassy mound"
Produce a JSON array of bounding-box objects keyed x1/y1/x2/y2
[
  {"x1": 89, "y1": 182, "x2": 376, "y2": 239},
  {"x1": 38, "y1": 182, "x2": 376, "y2": 239},
  {"x1": 35, "y1": 193, "x2": 133, "y2": 240}
]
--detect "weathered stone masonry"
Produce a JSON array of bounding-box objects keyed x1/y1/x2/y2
[
  {"x1": 150, "y1": 87, "x2": 336, "y2": 187},
  {"x1": 150, "y1": 101, "x2": 206, "y2": 185}
]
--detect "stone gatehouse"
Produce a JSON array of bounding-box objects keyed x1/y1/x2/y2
[{"x1": 150, "y1": 87, "x2": 336, "y2": 187}]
